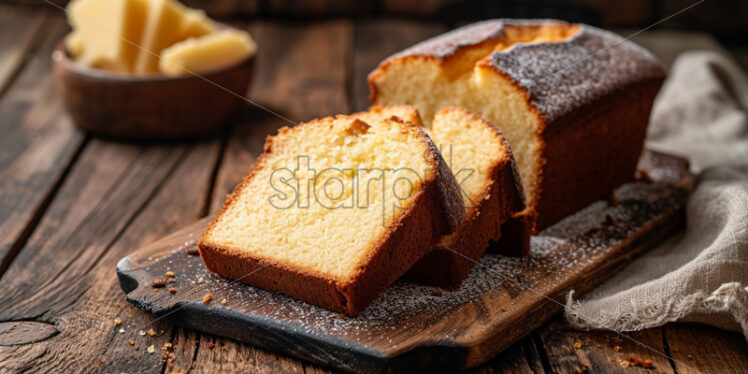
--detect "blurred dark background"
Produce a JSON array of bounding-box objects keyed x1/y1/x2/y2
[{"x1": 6, "y1": 0, "x2": 748, "y2": 68}]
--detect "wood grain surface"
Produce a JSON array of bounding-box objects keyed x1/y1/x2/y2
[{"x1": 0, "y1": 7, "x2": 746, "y2": 374}]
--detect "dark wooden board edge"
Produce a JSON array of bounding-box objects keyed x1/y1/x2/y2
[
  {"x1": 116, "y1": 150, "x2": 692, "y2": 373},
  {"x1": 118, "y1": 259, "x2": 474, "y2": 373}
]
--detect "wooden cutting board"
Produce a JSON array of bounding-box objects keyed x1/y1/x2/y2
[{"x1": 117, "y1": 150, "x2": 692, "y2": 373}]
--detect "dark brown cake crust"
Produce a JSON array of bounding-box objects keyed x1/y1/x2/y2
[
  {"x1": 533, "y1": 79, "x2": 662, "y2": 229},
  {"x1": 491, "y1": 210, "x2": 533, "y2": 257},
  {"x1": 199, "y1": 117, "x2": 465, "y2": 316}
]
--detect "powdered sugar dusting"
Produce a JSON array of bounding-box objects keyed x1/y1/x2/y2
[
  {"x1": 491, "y1": 25, "x2": 665, "y2": 122},
  {"x1": 383, "y1": 19, "x2": 665, "y2": 123}
]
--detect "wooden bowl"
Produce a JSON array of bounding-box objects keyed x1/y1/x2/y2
[{"x1": 52, "y1": 42, "x2": 254, "y2": 141}]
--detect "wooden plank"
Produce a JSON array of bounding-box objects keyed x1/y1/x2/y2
[
  {"x1": 0, "y1": 138, "x2": 188, "y2": 370},
  {"x1": 182, "y1": 0, "x2": 260, "y2": 17},
  {"x1": 351, "y1": 19, "x2": 445, "y2": 111},
  {"x1": 186, "y1": 20, "x2": 352, "y2": 374},
  {"x1": 188, "y1": 334, "x2": 310, "y2": 374},
  {"x1": 89, "y1": 141, "x2": 222, "y2": 373},
  {"x1": 0, "y1": 6, "x2": 48, "y2": 98},
  {"x1": 0, "y1": 14, "x2": 86, "y2": 275},
  {"x1": 0, "y1": 124, "x2": 228, "y2": 373},
  {"x1": 380, "y1": 0, "x2": 451, "y2": 16},
  {"x1": 537, "y1": 317, "x2": 674, "y2": 373},
  {"x1": 467, "y1": 337, "x2": 545, "y2": 374},
  {"x1": 664, "y1": 323, "x2": 748, "y2": 374},
  {"x1": 0, "y1": 139, "x2": 222, "y2": 372},
  {"x1": 265, "y1": 0, "x2": 375, "y2": 17},
  {"x1": 117, "y1": 151, "x2": 690, "y2": 373}
]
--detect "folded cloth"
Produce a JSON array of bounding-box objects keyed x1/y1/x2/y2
[{"x1": 565, "y1": 51, "x2": 748, "y2": 340}]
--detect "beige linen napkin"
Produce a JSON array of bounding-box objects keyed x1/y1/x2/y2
[{"x1": 565, "y1": 51, "x2": 748, "y2": 339}]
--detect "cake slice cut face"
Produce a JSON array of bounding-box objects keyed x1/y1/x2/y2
[
  {"x1": 199, "y1": 112, "x2": 464, "y2": 315},
  {"x1": 403, "y1": 107, "x2": 525, "y2": 288}
]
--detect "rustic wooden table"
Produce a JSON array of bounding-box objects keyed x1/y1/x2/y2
[{"x1": 0, "y1": 6, "x2": 746, "y2": 373}]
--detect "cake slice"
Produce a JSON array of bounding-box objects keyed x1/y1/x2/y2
[
  {"x1": 403, "y1": 107, "x2": 525, "y2": 288},
  {"x1": 199, "y1": 112, "x2": 465, "y2": 316}
]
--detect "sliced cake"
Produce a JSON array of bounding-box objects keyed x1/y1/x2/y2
[
  {"x1": 199, "y1": 111, "x2": 465, "y2": 315},
  {"x1": 403, "y1": 107, "x2": 525, "y2": 288},
  {"x1": 368, "y1": 19, "x2": 666, "y2": 254}
]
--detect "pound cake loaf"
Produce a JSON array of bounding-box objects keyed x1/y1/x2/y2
[
  {"x1": 368, "y1": 19, "x2": 666, "y2": 252},
  {"x1": 199, "y1": 111, "x2": 465, "y2": 316},
  {"x1": 403, "y1": 107, "x2": 525, "y2": 289}
]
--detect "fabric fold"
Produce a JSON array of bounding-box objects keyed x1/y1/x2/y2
[{"x1": 564, "y1": 51, "x2": 748, "y2": 340}]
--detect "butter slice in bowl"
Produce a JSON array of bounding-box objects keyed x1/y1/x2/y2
[
  {"x1": 159, "y1": 29, "x2": 257, "y2": 76},
  {"x1": 66, "y1": 0, "x2": 149, "y2": 73},
  {"x1": 55, "y1": 0, "x2": 256, "y2": 140}
]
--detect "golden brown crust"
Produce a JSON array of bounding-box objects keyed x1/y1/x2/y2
[
  {"x1": 198, "y1": 115, "x2": 465, "y2": 316},
  {"x1": 403, "y1": 108, "x2": 525, "y2": 289},
  {"x1": 352, "y1": 105, "x2": 425, "y2": 128}
]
